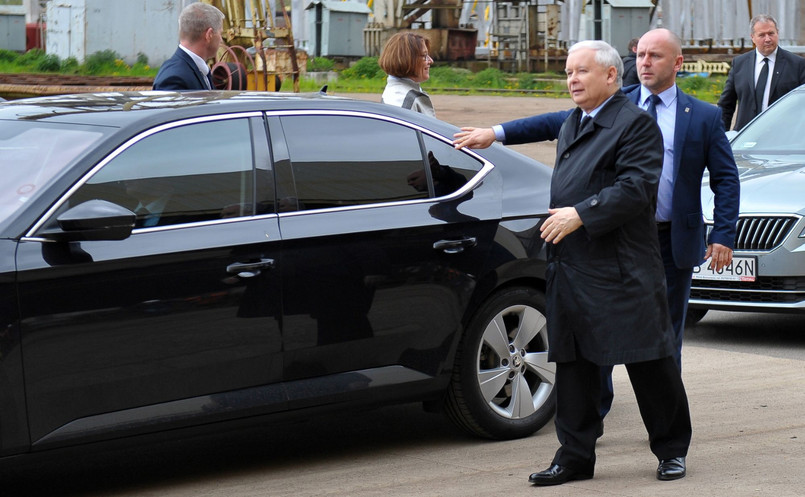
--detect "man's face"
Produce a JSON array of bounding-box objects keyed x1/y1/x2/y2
[
  {"x1": 636, "y1": 31, "x2": 683, "y2": 94},
  {"x1": 565, "y1": 48, "x2": 616, "y2": 112},
  {"x1": 751, "y1": 20, "x2": 778, "y2": 56}
]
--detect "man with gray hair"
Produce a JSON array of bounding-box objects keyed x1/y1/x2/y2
[
  {"x1": 525, "y1": 39, "x2": 692, "y2": 486},
  {"x1": 718, "y1": 14, "x2": 805, "y2": 130},
  {"x1": 153, "y1": 2, "x2": 225, "y2": 91}
]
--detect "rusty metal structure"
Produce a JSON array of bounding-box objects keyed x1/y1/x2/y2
[
  {"x1": 365, "y1": 0, "x2": 478, "y2": 61},
  {"x1": 203, "y1": 0, "x2": 306, "y2": 92}
]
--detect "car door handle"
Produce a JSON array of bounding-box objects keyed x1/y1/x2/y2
[
  {"x1": 226, "y1": 258, "x2": 275, "y2": 278},
  {"x1": 433, "y1": 237, "x2": 477, "y2": 254}
]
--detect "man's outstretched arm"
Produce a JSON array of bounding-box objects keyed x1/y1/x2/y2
[{"x1": 453, "y1": 110, "x2": 571, "y2": 149}]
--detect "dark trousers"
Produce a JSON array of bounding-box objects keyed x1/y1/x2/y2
[
  {"x1": 599, "y1": 228, "x2": 694, "y2": 417},
  {"x1": 552, "y1": 355, "x2": 692, "y2": 473}
]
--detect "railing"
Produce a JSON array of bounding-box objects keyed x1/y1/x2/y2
[{"x1": 680, "y1": 59, "x2": 731, "y2": 74}]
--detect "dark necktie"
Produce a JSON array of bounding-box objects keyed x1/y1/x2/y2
[
  {"x1": 206, "y1": 71, "x2": 215, "y2": 90},
  {"x1": 576, "y1": 115, "x2": 591, "y2": 138},
  {"x1": 755, "y1": 57, "x2": 769, "y2": 111},
  {"x1": 646, "y1": 94, "x2": 662, "y2": 120}
]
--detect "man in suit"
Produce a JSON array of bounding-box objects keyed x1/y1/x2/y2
[
  {"x1": 718, "y1": 14, "x2": 805, "y2": 131},
  {"x1": 514, "y1": 39, "x2": 692, "y2": 486},
  {"x1": 454, "y1": 29, "x2": 739, "y2": 375},
  {"x1": 153, "y1": 3, "x2": 225, "y2": 91}
]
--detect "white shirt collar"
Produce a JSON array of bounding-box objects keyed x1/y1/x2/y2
[
  {"x1": 755, "y1": 47, "x2": 778, "y2": 65},
  {"x1": 583, "y1": 93, "x2": 616, "y2": 120},
  {"x1": 179, "y1": 44, "x2": 211, "y2": 78},
  {"x1": 639, "y1": 84, "x2": 677, "y2": 109}
]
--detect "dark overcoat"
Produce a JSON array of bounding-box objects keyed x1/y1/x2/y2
[{"x1": 546, "y1": 91, "x2": 675, "y2": 366}]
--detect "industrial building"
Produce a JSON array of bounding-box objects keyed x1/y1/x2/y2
[{"x1": 2, "y1": 0, "x2": 804, "y2": 68}]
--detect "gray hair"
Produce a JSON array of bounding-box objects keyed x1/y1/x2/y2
[
  {"x1": 568, "y1": 40, "x2": 624, "y2": 87},
  {"x1": 750, "y1": 14, "x2": 778, "y2": 35},
  {"x1": 179, "y1": 3, "x2": 225, "y2": 43}
]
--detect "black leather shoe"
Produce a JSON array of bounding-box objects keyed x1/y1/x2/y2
[
  {"x1": 657, "y1": 457, "x2": 686, "y2": 481},
  {"x1": 528, "y1": 464, "x2": 593, "y2": 486}
]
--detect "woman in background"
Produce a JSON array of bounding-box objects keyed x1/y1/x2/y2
[{"x1": 378, "y1": 32, "x2": 435, "y2": 116}]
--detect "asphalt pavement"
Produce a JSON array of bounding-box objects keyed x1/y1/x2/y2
[{"x1": 1, "y1": 312, "x2": 802, "y2": 497}]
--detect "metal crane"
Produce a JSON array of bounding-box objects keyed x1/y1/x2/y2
[{"x1": 203, "y1": 0, "x2": 303, "y2": 92}]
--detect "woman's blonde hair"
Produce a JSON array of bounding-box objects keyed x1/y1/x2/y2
[{"x1": 378, "y1": 32, "x2": 430, "y2": 79}]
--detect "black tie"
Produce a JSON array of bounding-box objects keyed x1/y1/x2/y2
[
  {"x1": 755, "y1": 57, "x2": 769, "y2": 111},
  {"x1": 576, "y1": 115, "x2": 591, "y2": 138},
  {"x1": 646, "y1": 94, "x2": 662, "y2": 120},
  {"x1": 206, "y1": 71, "x2": 215, "y2": 90}
]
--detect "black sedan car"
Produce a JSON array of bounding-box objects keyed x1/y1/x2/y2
[{"x1": 0, "y1": 91, "x2": 554, "y2": 458}]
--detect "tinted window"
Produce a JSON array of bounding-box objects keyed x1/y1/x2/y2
[
  {"x1": 279, "y1": 115, "x2": 428, "y2": 210},
  {"x1": 421, "y1": 134, "x2": 481, "y2": 197},
  {"x1": 71, "y1": 118, "x2": 256, "y2": 227}
]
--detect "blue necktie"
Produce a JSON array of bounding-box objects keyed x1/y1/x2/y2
[{"x1": 646, "y1": 94, "x2": 662, "y2": 120}]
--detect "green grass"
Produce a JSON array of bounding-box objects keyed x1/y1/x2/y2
[
  {"x1": 0, "y1": 51, "x2": 726, "y2": 102},
  {"x1": 298, "y1": 57, "x2": 725, "y2": 101},
  {"x1": 0, "y1": 48, "x2": 158, "y2": 77}
]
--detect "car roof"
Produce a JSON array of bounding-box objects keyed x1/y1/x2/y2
[{"x1": 0, "y1": 90, "x2": 449, "y2": 131}]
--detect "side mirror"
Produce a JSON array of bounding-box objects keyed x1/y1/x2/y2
[{"x1": 40, "y1": 200, "x2": 135, "y2": 242}]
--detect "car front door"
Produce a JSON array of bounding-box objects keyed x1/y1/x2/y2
[{"x1": 16, "y1": 115, "x2": 285, "y2": 448}]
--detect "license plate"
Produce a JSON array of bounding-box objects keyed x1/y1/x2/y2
[{"x1": 692, "y1": 256, "x2": 756, "y2": 282}]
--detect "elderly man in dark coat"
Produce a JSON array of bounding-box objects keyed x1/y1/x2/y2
[{"x1": 527, "y1": 40, "x2": 691, "y2": 486}]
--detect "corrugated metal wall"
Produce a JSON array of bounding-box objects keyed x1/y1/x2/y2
[
  {"x1": 659, "y1": 0, "x2": 798, "y2": 46},
  {"x1": 459, "y1": 0, "x2": 801, "y2": 50},
  {"x1": 46, "y1": 0, "x2": 185, "y2": 65}
]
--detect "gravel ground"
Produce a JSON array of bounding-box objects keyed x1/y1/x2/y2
[{"x1": 346, "y1": 92, "x2": 575, "y2": 165}]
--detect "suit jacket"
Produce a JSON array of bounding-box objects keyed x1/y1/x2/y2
[
  {"x1": 153, "y1": 47, "x2": 213, "y2": 91},
  {"x1": 546, "y1": 92, "x2": 674, "y2": 365},
  {"x1": 718, "y1": 47, "x2": 805, "y2": 131},
  {"x1": 502, "y1": 84, "x2": 740, "y2": 269}
]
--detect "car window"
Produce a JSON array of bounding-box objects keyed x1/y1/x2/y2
[
  {"x1": 1, "y1": 122, "x2": 105, "y2": 223},
  {"x1": 732, "y1": 91, "x2": 805, "y2": 153},
  {"x1": 67, "y1": 118, "x2": 257, "y2": 228},
  {"x1": 421, "y1": 134, "x2": 480, "y2": 197},
  {"x1": 279, "y1": 115, "x2": 429, "y2": 210}
]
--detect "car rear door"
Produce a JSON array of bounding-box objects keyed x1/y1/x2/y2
[
  {"x1": 267, "y1": 112, "x2": 502, "y2": 404},
  {"x1": 16, "y1": 115, "x2": 286, "y2": 448}
]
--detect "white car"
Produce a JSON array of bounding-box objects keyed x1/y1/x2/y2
[{"x1": 689, "y1": 85, "x2": 805, "y2": 323}]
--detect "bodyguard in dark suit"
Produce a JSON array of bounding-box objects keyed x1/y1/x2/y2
[
  {"x1": 718, "y1": 14, "x2": 805, "y2": 131},
  {"x1": 521, "y1": 39, "x2": 692, "y2": 486},
  {"x1": 153, "y1": 3, "x2": 224, "y2": 91}
]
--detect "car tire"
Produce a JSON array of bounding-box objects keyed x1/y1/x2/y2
[
  {"x1": 444, "y1": 286, "x2": 555, "y2": 440},
  {"x1": 685, "y1": 308, "x2": 708, "y2": 327}
]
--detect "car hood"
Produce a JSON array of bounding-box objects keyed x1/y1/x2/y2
[{"x1": 702, "y1": 153, "x2": 805, "y2": 218}]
